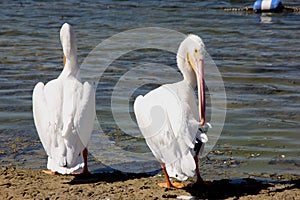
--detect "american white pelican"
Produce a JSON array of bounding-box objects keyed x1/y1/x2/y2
[
  {"x1": 134, "y1": 34, "x2": 208, "y2": 188},
  {"x1": 32, "y1": 23, "x2": 95, "y2": 175}
]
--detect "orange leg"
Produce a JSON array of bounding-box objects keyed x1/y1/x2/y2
[
  {"x1": 158, "y1": 163, "x2": 172, "y2": 188},
  {"x1": 71, "y1": 148, "x2": 90, "y2": 175},
  {"x1": 81, "y1": 148, "x2": 90, "y2": 174},
  {"x1": 157, "y1": 163, "x2": 184, "y2": 189},
  {"x1": 193, "y1": 138, "x2": 204, "y2": 184},
  {"x1": 194, "y1": 155, "x2": 203, "y2": 183}
]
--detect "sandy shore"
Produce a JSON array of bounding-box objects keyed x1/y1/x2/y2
[{"x1": 0, "y1": 167, "x2": 299, "y2": 200}]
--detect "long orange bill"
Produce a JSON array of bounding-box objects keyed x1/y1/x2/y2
[
  {"x1": 187, "y1": 53, "x2": 206, "y2": 126},
  {"x1": 195, "y1": 59, "x2": 205, "y2": 126}
]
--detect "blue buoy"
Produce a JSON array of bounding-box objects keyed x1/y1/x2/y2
[{"x1": 253, "y1": 0, "x2": 284, "y2": 12}]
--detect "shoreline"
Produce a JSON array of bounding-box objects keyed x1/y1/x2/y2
[{"x1": 0, "y1": 167, "x2": 299, "y2": 199}]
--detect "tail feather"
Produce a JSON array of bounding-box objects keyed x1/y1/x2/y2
[{"x1": 165, "y1": 151, "x2": 195, "y2": 181}]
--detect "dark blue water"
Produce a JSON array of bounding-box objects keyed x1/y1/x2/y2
[{"x1": 0, "y1": 0, "x2": 299, "y2": 178}]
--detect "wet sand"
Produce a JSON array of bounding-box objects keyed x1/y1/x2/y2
[{"x1": 0, "y1": 167, "x2": 299, "y2": 200}]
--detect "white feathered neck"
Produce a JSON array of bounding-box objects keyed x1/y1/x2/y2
[{"x1": 59, "y1": 23, "x2": 79, "y2": 78}]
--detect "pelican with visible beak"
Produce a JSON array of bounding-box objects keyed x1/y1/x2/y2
[{"x1": 134, "y1": 34, "x2": 208, "y2": 188}]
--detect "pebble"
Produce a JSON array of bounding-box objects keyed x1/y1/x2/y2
[{"x1": 177, "y1": 195, "x2": 197, "y2": 200}]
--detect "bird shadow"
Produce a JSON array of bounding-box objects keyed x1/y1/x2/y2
[
  {"x1": 182, "y1": 178, "x2": 300, "y2": 199},
  {"x1": 65, "y1": 170, "x2": 299, "y2": 199},
  {"x1": 66, "y1": 157, "x2": 160, "y2": 185},
  {"x1": 66, "y1": 170, "x2": 155, "y2": 185}
]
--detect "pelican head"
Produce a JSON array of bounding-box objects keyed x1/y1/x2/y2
[
  {"x1": 177, "y1": 34, "x2": 206, "y2": 126},
  {"x1": 60, "y1": 23, "x2": 77, "y2": 67}
]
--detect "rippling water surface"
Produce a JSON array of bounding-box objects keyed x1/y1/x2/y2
[{"x1": 0, "y1": 0, "x2": 299, "y2": 177}]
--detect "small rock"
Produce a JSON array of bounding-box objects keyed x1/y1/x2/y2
[{"x1": 162, "y1": 194, "x2": 177, "y2": 198}]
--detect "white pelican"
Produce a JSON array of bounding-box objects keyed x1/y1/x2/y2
[
  {"x1": 134, "y1": 34, "x2": 208, "y2": 188},
  {"x1": 32, "y1": 23, "x2": 95, "y2": 175}
]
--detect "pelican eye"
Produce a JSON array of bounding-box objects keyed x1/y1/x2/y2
[{"x1": 194, "y1": 49, "x2": 198, "y2": 53}]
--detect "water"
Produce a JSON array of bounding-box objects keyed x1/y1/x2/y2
[{"x1": 0, "y1": 0, "x2": 299, "y2": 178}]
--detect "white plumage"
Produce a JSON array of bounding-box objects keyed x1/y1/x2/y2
[
  {"x1": 32, "y1": 23, "x2": 95, "y2": 174},
  {"x1": 134, "y1": 83, "x2": 199, "y2": 180},
  {"x1": 134, "y1": 34, "x2": 207, "y2": 188}
]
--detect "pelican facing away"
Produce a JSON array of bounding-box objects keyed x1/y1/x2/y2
[
  {"x1": 32, "y1": 23, "x2": 95, "y2": 175},
  {"x1": 134, "y1": 34, "x2": 208, "y2": 188}
]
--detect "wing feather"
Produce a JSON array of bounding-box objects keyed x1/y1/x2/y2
[
  {"x1": 32, "y1": 82, "x2": 52, "y2": 155},
  {"x1": 134, "y1": 83, "x2": 199, "y2": 180},
  {"x1": 134, "y1": 86, "x2": 190, "y2": 164},
  {"x1": 74, "y1": 81, "x2": 95, "y2": 147}
]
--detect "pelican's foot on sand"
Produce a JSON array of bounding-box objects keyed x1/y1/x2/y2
[
  {"x1": 42, "y1": 170, "x2": 58, "y2": 175},
  {"x1": 158, "y1": 182, "x2": 185, "y2": 189}
]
